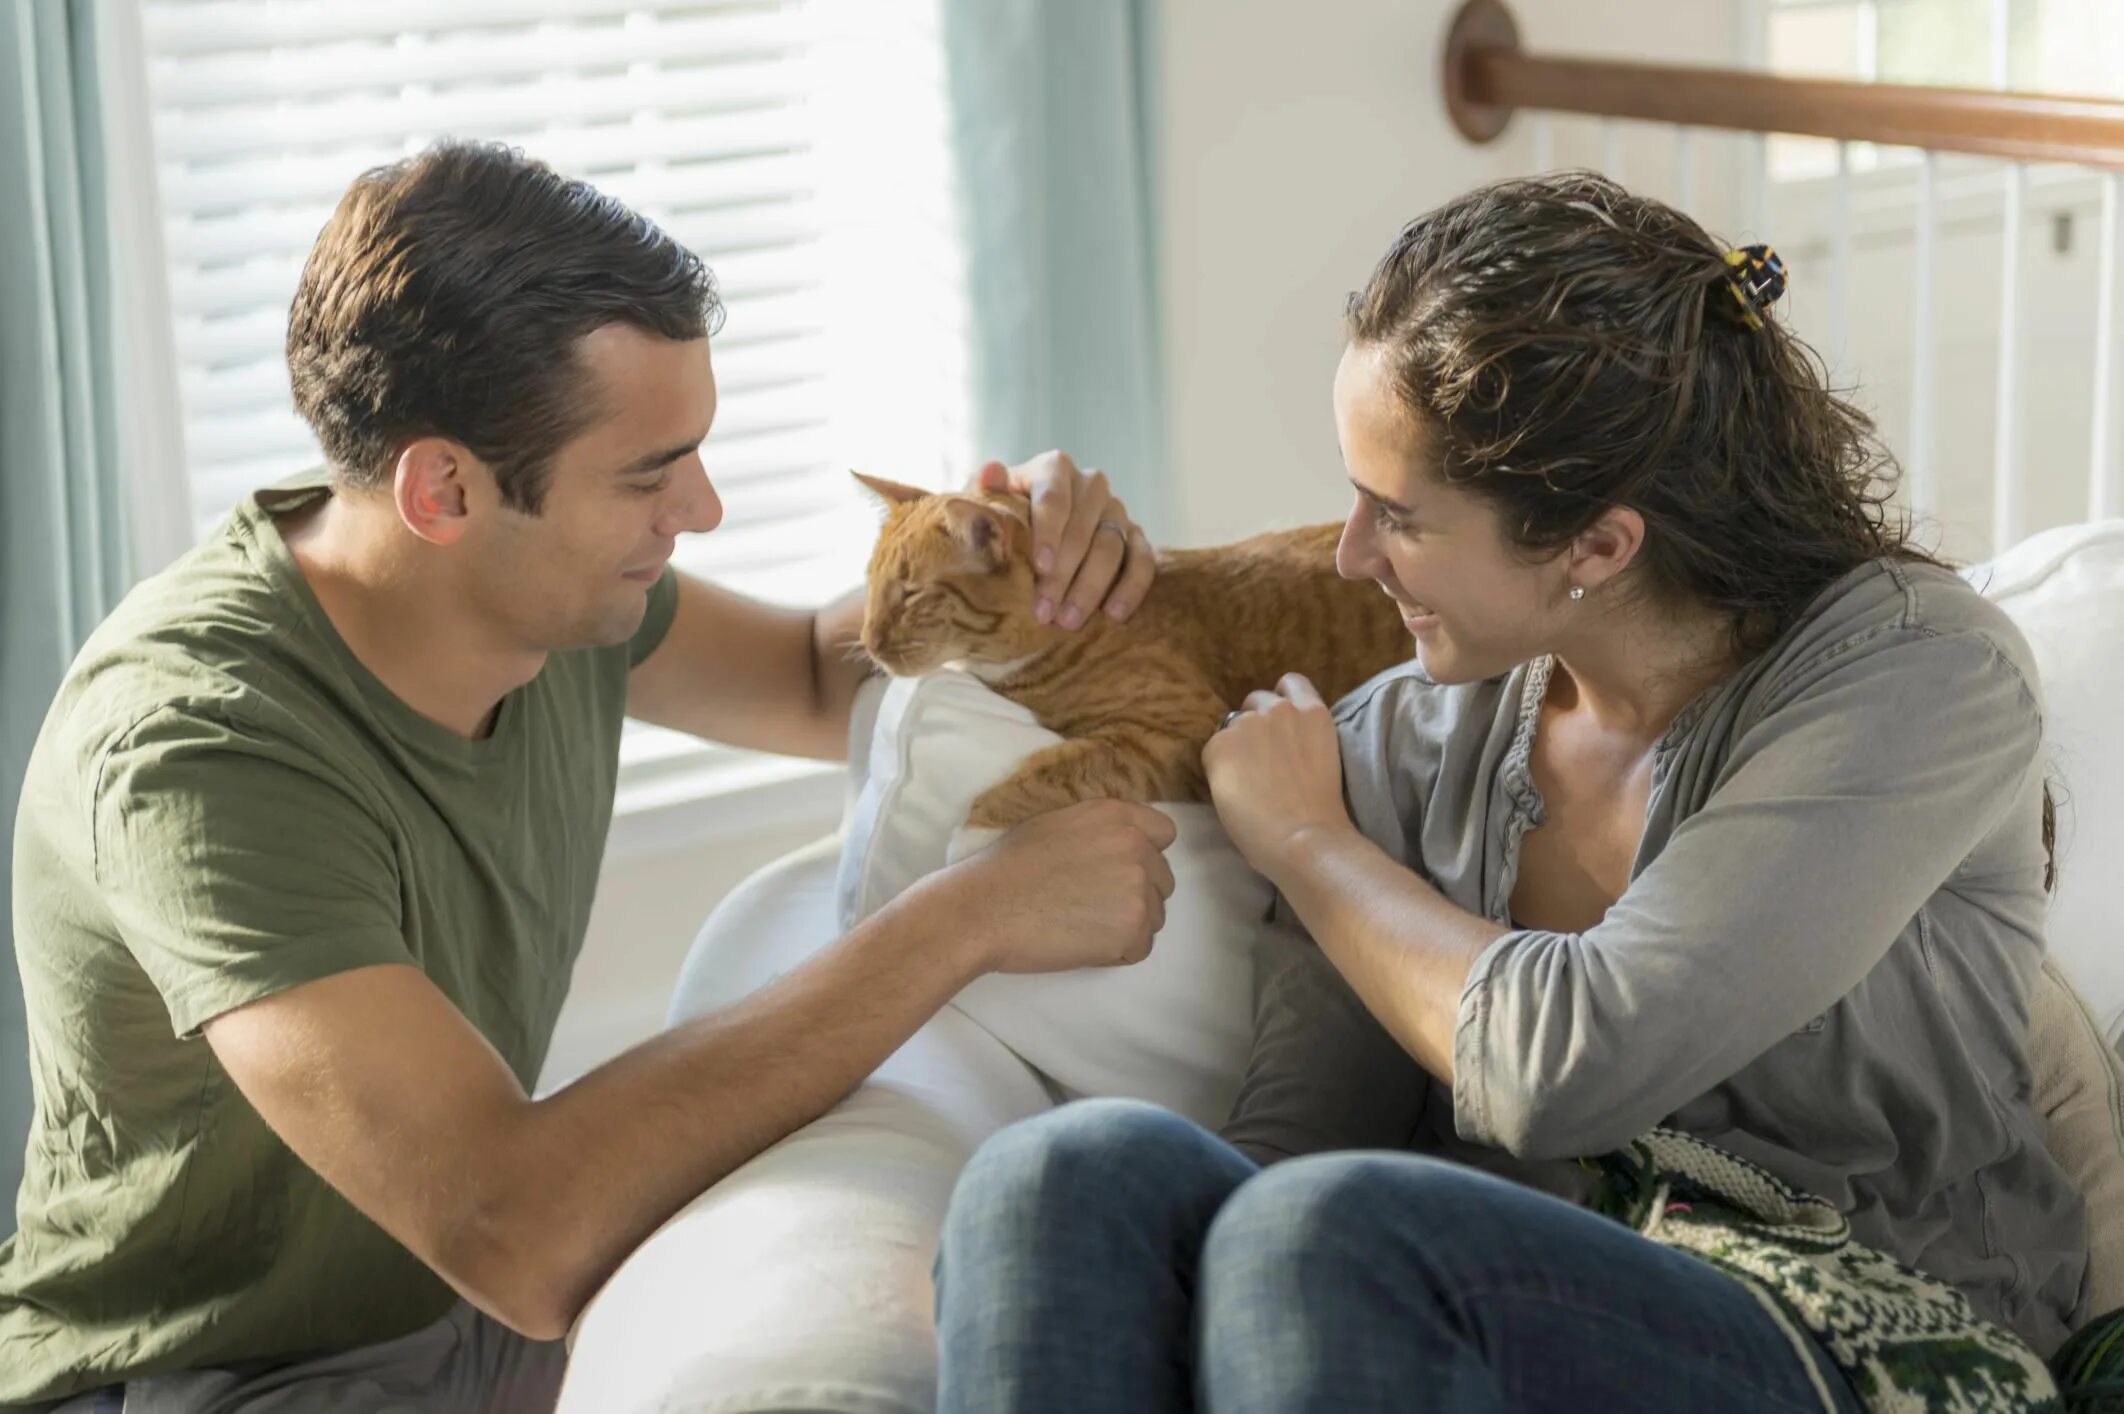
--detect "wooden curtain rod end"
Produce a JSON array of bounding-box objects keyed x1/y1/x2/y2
[{"x1": 1443, "y1": 0, "x2": 1521, "y2": 144}]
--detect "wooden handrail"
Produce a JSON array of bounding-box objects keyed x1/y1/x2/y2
[{"x1": 1443, "y1": 0, "x2": 2124, "y2": 170}]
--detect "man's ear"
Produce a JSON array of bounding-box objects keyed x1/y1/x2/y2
[
  {"x1": 943, "y1": 496, "x2": 1012, "y2": 570},
  {"x1": 391, "y1": 438, "x2": 473, "y2": 547},
  {"x1": 851, "y1": 471, "x2": 930, "y2": 507}
]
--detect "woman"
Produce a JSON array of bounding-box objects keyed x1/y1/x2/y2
[{"x1": 931, "y1": 173, "x2": 2088, "y2": 1413}]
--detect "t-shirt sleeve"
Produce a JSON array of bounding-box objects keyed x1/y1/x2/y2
[
  {"x1": 628, "y1": 566, "x2": 681, "y2": 669},
  {"x1": 92, "y1": 707, "x2": 413, "y2": 1039}
]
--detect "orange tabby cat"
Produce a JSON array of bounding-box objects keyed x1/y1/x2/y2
[{"x1": 854, "y1": 472, "x2": 1413, "y2": 829}]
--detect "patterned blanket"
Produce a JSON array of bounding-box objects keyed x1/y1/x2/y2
[{"x1": 1589, "y1": 1129, "x2": 2123, "y2": 1412}]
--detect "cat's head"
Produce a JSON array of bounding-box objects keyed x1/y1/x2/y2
[{"x1": 853, "y1": 472, "x2": 1044, "y2": 676}]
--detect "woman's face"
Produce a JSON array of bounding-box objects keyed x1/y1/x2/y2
[{"x1": 1331, "y1": 341, "x2": 1574, "y2": 685}]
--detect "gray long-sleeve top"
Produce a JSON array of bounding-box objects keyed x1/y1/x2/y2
[{"x1": 1220, "y1": 557, "x2": 2091, "y2": 1356}]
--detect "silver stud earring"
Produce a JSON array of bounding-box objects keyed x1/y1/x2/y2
[{"x1": 1568, "y1": 585, "x2": 1586, "y2": 601}]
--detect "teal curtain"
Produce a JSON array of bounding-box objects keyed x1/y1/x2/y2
[
  {"x1": 942, "y1": 0, "x2": 1170, "y2": 537},
  {"x1": 1, "y1": 0, "x2": 135, "y2": 1240}
]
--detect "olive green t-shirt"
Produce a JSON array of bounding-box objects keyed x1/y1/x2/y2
[{"x1": 1, "y1": 477, "x2": 680, "y2": 1403}]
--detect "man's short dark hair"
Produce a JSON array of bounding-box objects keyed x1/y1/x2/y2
[{"x1": 287, "y1": 139, "x2": 721, "y2": 513}]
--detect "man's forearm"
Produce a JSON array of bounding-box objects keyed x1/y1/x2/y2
[
  {"x1": 480, "y1": 873, "x2": 984, "y2": 1337},
  {"x1": 1266, "y1": 825, "x2": 1508, "y2": 1085},
  {"x1": 808, "y1": 587, "x2": 873, "y2": 756}
]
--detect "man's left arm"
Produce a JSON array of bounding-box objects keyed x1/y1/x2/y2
[
  {"x1": 626, "y1": 450, "x2": 1157, "y2": 759},
  {"x1": 626, "y1": 576, "x2": 869, "y2": 761}
]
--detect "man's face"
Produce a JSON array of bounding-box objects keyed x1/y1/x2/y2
[{"x1": 467, "y1": 325, "x2": 721, "y2": 651}]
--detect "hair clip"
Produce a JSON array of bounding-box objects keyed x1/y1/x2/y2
[{"x1": 1718, "y1": 244, "x2": 1787, "y2": 330}]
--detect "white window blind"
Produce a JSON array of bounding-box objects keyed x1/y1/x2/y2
[{"x1": 142, "y1": 0, "x2": 971, "y2": 775}]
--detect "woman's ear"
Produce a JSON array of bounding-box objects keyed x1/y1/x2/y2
[{"x1": 1571, "y1": 504, "x2": 1646, "y2": 591}]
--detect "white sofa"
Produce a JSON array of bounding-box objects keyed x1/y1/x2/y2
[{"x1": 559, "y1": 522, "x2": 2124, "y2": 1414}]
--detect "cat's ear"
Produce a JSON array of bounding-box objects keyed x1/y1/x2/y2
[
  {"x1": 850, "y1": 471, "x2": 930, "y2": 507},
  {"x1": 943, "y1": 496, "x2": 1012, "y2": 570}
]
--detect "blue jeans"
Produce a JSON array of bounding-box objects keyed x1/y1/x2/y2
[{"x1": 935, "y1": 1099, "x2": 1864, "y2": 1413}]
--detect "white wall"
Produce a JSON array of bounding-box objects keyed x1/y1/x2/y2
[{"x1": 1156, "y1": 0, "x2": 1753, "y2": 547}]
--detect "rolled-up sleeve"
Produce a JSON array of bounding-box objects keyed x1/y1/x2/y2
[{"x1": 1453, "y1": 625, "x2": 2046, "y2": 1160}]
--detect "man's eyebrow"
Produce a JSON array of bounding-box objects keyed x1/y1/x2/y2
[
  {"x1": 619, "y1": 441, "x2": 702, "y2": 477},
  {"x1": 1349, "y1": 479, "x2": 1415, "y2": 516}
]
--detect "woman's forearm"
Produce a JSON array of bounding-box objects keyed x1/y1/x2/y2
[{"x1": 1261, "y1": 824, "x2": 1509, "y2": 1084}]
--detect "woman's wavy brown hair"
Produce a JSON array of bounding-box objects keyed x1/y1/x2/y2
[
  {"x1": 1345, "y1": 170, "x2": 1942, "y2": 659},
  {"x1": 1345, "y1": 170, "x2": 2057, "y2": 889}
]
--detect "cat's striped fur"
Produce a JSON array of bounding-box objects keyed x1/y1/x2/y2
[{"x1": 855, "y1": 473, "x2": 1412, "y2": 829}]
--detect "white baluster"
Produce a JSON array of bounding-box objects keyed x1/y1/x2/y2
[
  {"x1": 1531, "y1": 115, "x2": 1554, "y2": 174},
  {"x1": 2093, "y1": 169, "x2": 2122, "y2": 522},
  {"x1": 1989, "y1": 0, "x2": 2021, "y2": 555},
  {"x1": 1832, "y1": 142, "x2": 1853, "y2": 385},
  {"x1": 1908, "y1": 151, "x2": 1938, "y2": 520},
  {"x1": 1601, "y1": 118, "x2": 1623, "y2": 183},
  {"x1": 1994, "y1": 162, "x2": 2026, "y2": 556},
  {"x1": 1741, "y1": 0, "x2": 1768, "y2": 239},
  {"x1": 1673, "y1": 126, "x2": 1696, "y2": 213},
  {"x1": 1747, "y1": 133, "x2": 1768, "y2": 241}
]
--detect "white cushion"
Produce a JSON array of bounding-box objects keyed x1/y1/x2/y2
[
  {"x1": 1967, "y1": 519, "x2": 2124, "y2": 1048},
  {"x1": 836, "y1": 670, "x2": 1041, "y2": 927},
  {"x1": 839, "y1": 671, "x2": 1270, "y2": 1128}
]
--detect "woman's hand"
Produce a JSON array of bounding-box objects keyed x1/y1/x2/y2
[
  {"x1": 973, "y1": 451, "x2": 1156, "y2": 629},
  {"x1": 1203, "y1": 673, "x2": 1358, "y2": 879}
]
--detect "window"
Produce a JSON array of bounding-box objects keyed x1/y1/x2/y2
[
  {"x1": 141, "y1": 0, "x2": 970, "y2": 778},
  {"x1": 1766, "y1": 0, "x2": 2124, "y2": 179}
]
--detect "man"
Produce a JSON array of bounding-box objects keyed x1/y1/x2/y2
[{"x1": 2, "y1": 140, "x2": 1176, "y2": 1410}]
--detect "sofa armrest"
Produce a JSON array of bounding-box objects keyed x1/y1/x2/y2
[{"x1": 569, "y1": 818, "x2": 1052, "y2": 1412}]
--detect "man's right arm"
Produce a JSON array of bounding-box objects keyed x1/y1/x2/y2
[{"x1": 201, "y1": 798, "x2": 1176, "y2": 1341}]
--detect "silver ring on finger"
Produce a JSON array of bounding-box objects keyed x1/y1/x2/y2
[
  {"x1": 1094, "y1": 519, "x2": 1129, "y2": 543},
  {"x1": 1218, "y1": 708, "x2": 1244, "y2": 732}
]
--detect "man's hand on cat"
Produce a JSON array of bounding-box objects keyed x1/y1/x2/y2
[
  {"x1": 926, "y1": 799, "x2": 1178, "y2": 973},
  {"x1": 1204, "y1": 673, "x2": 1357, "y2": 879},
  {"x1": 974, "y1": 450, "x2": 1156, "y2": 631}
]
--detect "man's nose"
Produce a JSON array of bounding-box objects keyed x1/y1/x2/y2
[{"x1": 667, "y1": 455, "x2": 722, "y2": 535}]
